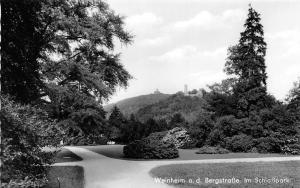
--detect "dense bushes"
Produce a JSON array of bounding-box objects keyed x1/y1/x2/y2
[
  {"x1": 148, "y1": 127, "x2": 196, "y2": 149},
  {"x1": 185, "y1": 111, "x2": 214, "y2": 147},
  {"x1": 224, "y1": 134, "x2": 254, "y2": 152},
  {"x1": 204, "y1": 105, "x2": 299, "y2": 153},
  {"x1": 1, "y1": 96, "x2": 61, "y2": 187},
  {"x1": 123, "y1": 137, "x2": 179, "y2": 159},
  {"x1": 196, "y1": 146, "x2": 229, "y2": 154}
]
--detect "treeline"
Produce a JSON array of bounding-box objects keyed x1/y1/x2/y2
[
  {"x1": 104, "y1": 106, "x2": 188, "y2": 144},
  {"x1": 135, "y1": 93, "x2": 209, "y2": 122}
]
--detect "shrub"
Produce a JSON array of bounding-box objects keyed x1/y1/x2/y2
[
  {"x1": 186, "y1": 111, "x2": 214, "y2": 147},
  {"x1": 196, "y1": 146, "x2": 230, "y2": 154},
  {"x1": 206, "y1": 129, "x2": 225, "y2": 146},
  {"x1": 255, "y1": 136, "x2": 283, "y2": 153},
  {"x1": 282, "y1": 143, "x2": 300, "y2": 155},
  {"x1": 1, "y1": 96, "x2": 60, "y2": 187},
  {"x1": 148, "y1": 127, "x2": 196, "y2": 149},
  {"x1": 67, "y1": 134, "x2": 108, "y2": 146},
  {"x1": 282, "y1": 135, "x2": 300, "y2": 155},
  {"x1": 225, "y1": 134, "x2": 254, "y2": 152},
  {"x1": 123, "y1": 137, "x2": 179, "y2": 159}
]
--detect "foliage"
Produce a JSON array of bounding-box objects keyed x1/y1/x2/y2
[
  {"x1": 196, "y1": 146, "x2": 230, "y2": 154},
  {"x1": 107, "y1": 106, "x2": 127, "y2": 141},
  {"x1": 1, "y1": 96, "x2": 61, "y2": 187},
  {"x1": 205, "y1": 88, "x2": 238, "y2": 118},
  {"x1": 2, "y1": 0, "x2": 47, "y2": 104},
  {"x1": 282, "y1": 138, "x2": 300, "y2": 155},
  {"x1": 47, "y1": 85, "x2": 108, "y2": 145},
  {"x1": 123, "y1": 137, "x2": 179, "y2": 159},
  {"x1": 224, "y1": 5, "x2": 271, "y2": 117},
  {"x1": 185, "y1": 111, "x2": 214, "y2": 147},
  {"x1": 39, "y1": 0, "x2": 133, "y2": 101},
  {"x1": 287, "y1": 78, "x2": 300, "y2": 121},
  {"x1": 169, "y1": 113, "x2": 187, "y2": 129},
  {"x1": 148, "y1": 127, "x2": 196, "y2": 149},
  {"x1": 106, "y1": 107, "x2": 170, "y2": 144},
  {"x1": 104, "y1": 93, "x2": 171, "y2": 117},
  {"x1": 255, "y1": 136, "x2": 282, "y2": 153},
  {"x1": 1, "y1": 0, "x2": 134, "y2": 185},
  {"x1": 136, "y1": 93, "x2": 209, "y2": 122},
  {"x1": 224, "y1": 134, "x2": 255, "y2": 152},
  {"x1": 2, "y1": 0, "x2": 133, "y2": 143}
]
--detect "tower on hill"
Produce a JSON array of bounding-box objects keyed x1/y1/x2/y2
[
  {"x1": 184, "y1": 84, "x2": 188, "y2": 96},
  {"x1": 154, "y1": 89, "x2": 161, "y2": 94}
]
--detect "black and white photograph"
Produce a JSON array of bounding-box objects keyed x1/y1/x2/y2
[{"x1": 1, "y1": 0, "x2": 300, "y2": 187}]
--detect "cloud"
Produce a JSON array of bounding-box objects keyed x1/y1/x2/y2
[
  {"x1": 188, "y1": 71, "x2": 226, "y2": 85},
  {"x1": 172, "y1": 9, "x2": 246, "y2": 31},
  {"x1": 266, "y1": 30, "x2": 300, "y2": 58},
  {"x1": 139, "y1": 36, "x2": 170, "y2": 46},
  {"x1": 150, "y1": 45, "x2": 227, "y2": 64},
  {"x1": 125, "y1": 12, "x2": 163, "y2": 29}
]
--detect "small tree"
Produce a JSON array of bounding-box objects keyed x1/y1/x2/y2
[
  {"x1": 287, "y1": 78, "x2": 300, "y2": 117},
  {"x1": 108, "y1": 106, "x2": 127, "y2": 141}
]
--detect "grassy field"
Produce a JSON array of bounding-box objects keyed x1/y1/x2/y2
[
  {"x1": 46, "y1": 148, "x2": 84, "y2": 188},
  {"x1": 150, "y1": 161, "x2": 300, "y2": 188},
  {"x1": 46, "y1": 166, "x2": 84, "y2": 188},
  {"x1": 83, "y1": 145, "x2": 292, "y2": 161},
  {"x1": 53, "y1": 147, "x2": 83, "y2": 163}
]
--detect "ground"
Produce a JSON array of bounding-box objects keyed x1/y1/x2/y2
[
  {"x1": 50, "y1": 145, "x2": 300, "y2": 188},
  {"x1": 150, "y1": 161, "x2": 300, "y2": 188}
]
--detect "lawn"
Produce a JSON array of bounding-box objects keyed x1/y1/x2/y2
[
  {"x1": 83, "y1": 145, "x2": 292, "y2": 161},
  {"x1": 45, "y1": 166, "x2": 84, "y2": 188},
  {"x1": 45, "y1": 148, "x2": 84, "y2": 188},
  {"x1": 53, "y1": 147, "x2": 83, "y2": 163},
  {"x1": 150, "y1": 161, "x2": 300, "y2": 188}
]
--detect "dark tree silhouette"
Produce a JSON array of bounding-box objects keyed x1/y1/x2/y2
[{"x1": 225, "y1": 5, "x2": 270, "y2": 117}]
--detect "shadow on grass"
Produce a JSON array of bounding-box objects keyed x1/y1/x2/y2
[
  {"x1": 45, "y1": 166, "x2": 84, "y2": 188},
  {"x1": 54, "y1": 148, "x2": 83, "y2": 163}
]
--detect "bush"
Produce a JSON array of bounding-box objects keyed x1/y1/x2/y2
[
  {"x1": 255, "y1": 136, "x2": 283, "y2": 153},
  {"x1": 206, "y1": 115, "x2": 241, "y2": 146},
  {"x1": 225, "y1": 134, "x2": 254, "y2": 152},
  {"x1": 186, "y1": 111, "x2": 214, "y2": 147},
  {"x1": 1, "y1": 96, "x2": 60, "y2": 187},
  {"x1": 281, "y1": 136, "x2": 300, "y2": 155},
  {"x1": 196, "y1": 146, "x2": 230, "y2": 154},
  {"x1": 123, "y1": 137, "x2": 179, "y2": 159},
  {"x1": 67, "y1": 134, "x2": 108, "y2": 146},
  {"x1": 148, "y1": 127, "x2": 196, "y2": 149}
]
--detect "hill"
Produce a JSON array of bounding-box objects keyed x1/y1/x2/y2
[
  {"x1": 104, "y1": 93, "x2": 171, "y2": 117},
  {"x1": 135, "y1": 93, "x2": 209, "y2": 122}
]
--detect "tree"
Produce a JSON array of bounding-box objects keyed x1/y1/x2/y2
[
  {"x1": 1, "y1": 0, "x2": 134, "y2": 185},
  {"x1": 224, "y1": 5, "x2": 270, "y2": 117},
  {"x1": 108, "y1": 106, "x2": 126, "y2": 141},
  {"x1": 287, "y1": 78, "x2": 300, "y2": 117},
  {"x1": 2, "y1": 0, "x2": 46, "y2": 104},
  {"x1": 169, "y1": 113, "x2": 186, "y2": 128},
  {"x1": 2, "y1": 0, "x2": 133, "y2": 105},
  {"x1": 205, "y1": 78, "x2": 238, "y2": 117},
  {"x1": 2, "y1": 0, "x2": 133, "y2": 143},
  {"x1": 41, "y1": 0, "x2": 133, "y2": 141}
]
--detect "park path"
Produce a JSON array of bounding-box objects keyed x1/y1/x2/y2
[{"x1": 54, "y1": 146, "x2": 300, "y2": 188}]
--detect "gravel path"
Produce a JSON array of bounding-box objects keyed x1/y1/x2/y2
[{"x1": 53, "y1": 146, "x2": 300, "y2": 188}]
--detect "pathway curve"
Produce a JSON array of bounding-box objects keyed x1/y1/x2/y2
[{"x1": 53, "y1": 146, "x2": 300, "y2": 188}]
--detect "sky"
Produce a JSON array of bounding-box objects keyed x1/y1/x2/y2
[{"x1": 104, "y1": 0, "x2": 300, "y2": 104}]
